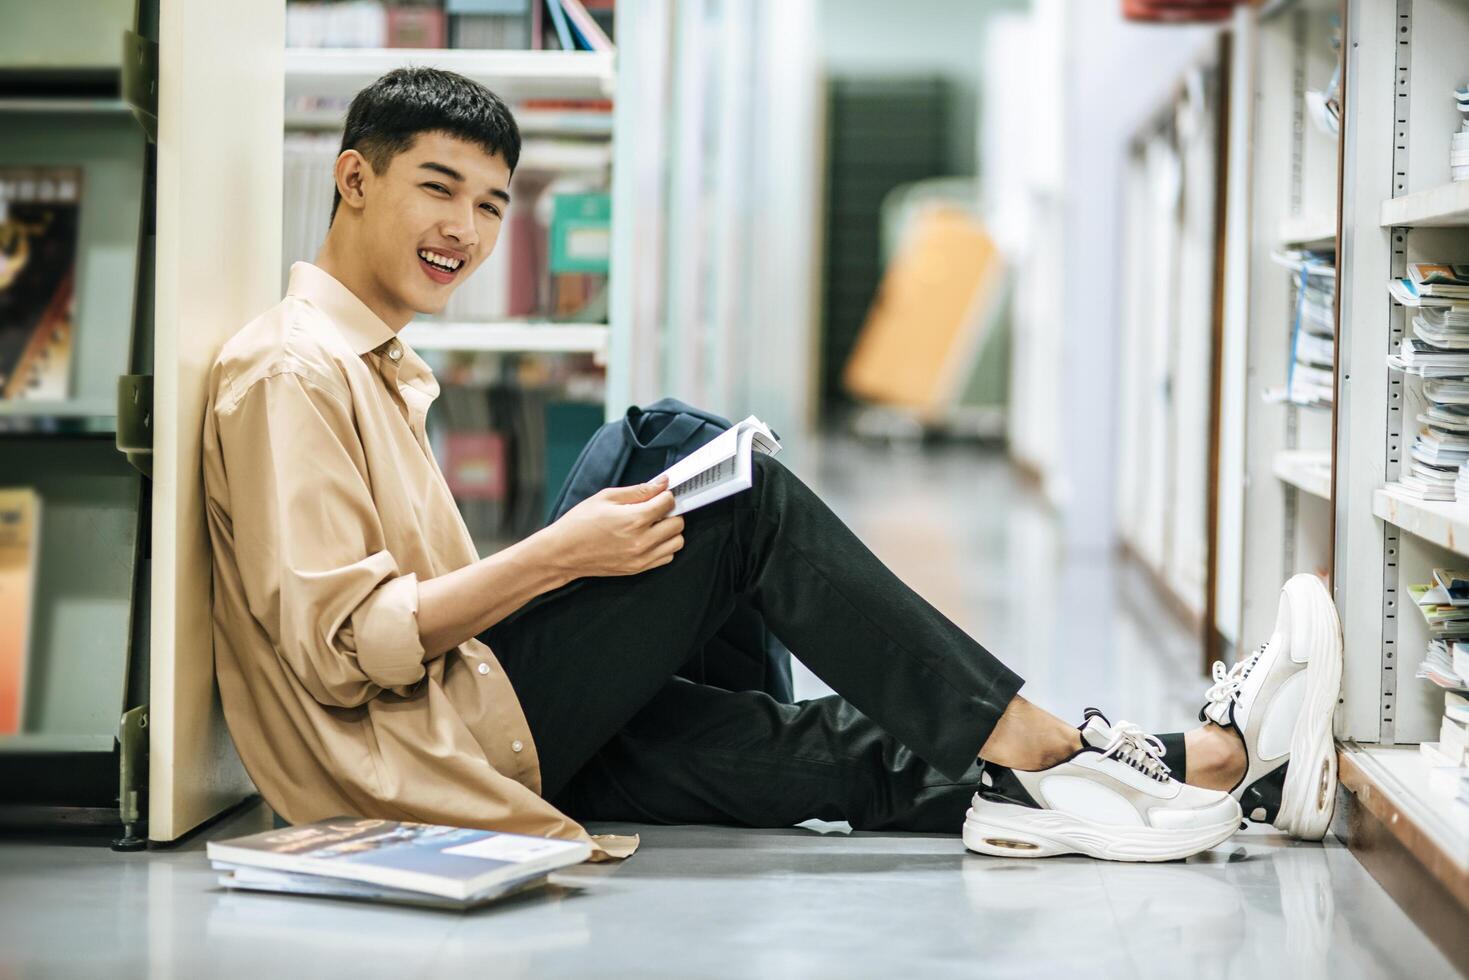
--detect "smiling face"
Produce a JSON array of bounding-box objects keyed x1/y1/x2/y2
[{"x1": 335, "y1": 130, "x2": 512, "y2": 321}]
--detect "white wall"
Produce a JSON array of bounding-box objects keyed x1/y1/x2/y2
[{"x1": 993, "y1": 0, "x2": 1219, "y2": 554}]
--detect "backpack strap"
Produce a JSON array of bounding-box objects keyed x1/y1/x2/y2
[{"x1": 624, "y1": 407, "x2": 705, "y2": 451}]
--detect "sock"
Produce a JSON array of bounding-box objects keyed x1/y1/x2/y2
[{"x1": 1155, "y1": 732, "x2": 1187, "y2": 782}]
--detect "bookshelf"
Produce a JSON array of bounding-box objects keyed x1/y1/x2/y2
[
  {"x1": 1116, "y1": 0, "x2": 1469, "y2": 940},
  {"x1": 1379, "y1": 181, "x2": 1469, "y2": 228},
  {"x1": 1329, "y1": 0, "x2": 1469, "y2": 944},
  {"x1": 0, "y1": 3, "x2": 153, "y2": 839},
  {"x1": 400, "y1": 321, "x2": 609, "y2": 358},
  {"x1": 1273, "y1": 449, "x2": 1334, "y2": 500},
  {"x1": 283, "y1": 48, "x2": 614, "y2": 102}
]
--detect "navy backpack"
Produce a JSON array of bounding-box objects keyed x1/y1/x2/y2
[{"x1": 544, "y1": 397, "x2": 795, "y2": 703}]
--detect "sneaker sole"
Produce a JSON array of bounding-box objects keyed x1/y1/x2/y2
[
  {"x1": 962, "y1": 798, "x2": 1241, "y2": 863},
  {"x1": 1274, "y1": 574, "x2": 1343, "y2": 841}
]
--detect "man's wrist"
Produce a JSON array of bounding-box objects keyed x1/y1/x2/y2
[{"x1": 520, "y1": 525, "x2": 576, "y2": 592}]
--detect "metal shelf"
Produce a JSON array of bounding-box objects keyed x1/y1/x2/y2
[
  {"x1": 1339, "y1": 742, "x2": 1469, "y2": 882},
  {"x1": 0, "y1": 398, "x2": 116, "y2": 418},
  {"x1": 0, "y1": 97, "x2": 130, "y2": 114},
  {"x1": 1380, "y1": 181, "x2": 1469, "y2": 228},
  {"x1": 284, "y1": 48, "x2": 615, "y2": 103},
  {"x1": 401, "y1": 321, "x2": 609, "y2": 356},
  {"x1": 1277, "y1": 212, "x2": 1338, "y2": 249},
  {"x1": 1273, "y1": 449, "x2": 1333, "y2": 500},
  {"x1": 1373, "y1": 485, "x2": 1469, "y2": 557},
  {"x1": 0, "y1": 733, "x2": 115, "y2": 754}
]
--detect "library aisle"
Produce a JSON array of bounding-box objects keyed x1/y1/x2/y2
[
  {"x1": 0, "y1": 436, "x2": 1455, "y2": 979},
  {"x1": 5, "y1": 0, "x2": 1469, "y2": 974}
]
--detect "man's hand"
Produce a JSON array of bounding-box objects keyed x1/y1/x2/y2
[{"x1": 540, "y1": 474, "x2": 686, "y2": 579}]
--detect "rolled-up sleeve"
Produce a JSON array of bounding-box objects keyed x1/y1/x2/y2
[{"x1": 215, "y1": 367, "x2": 427, "y2": 707}]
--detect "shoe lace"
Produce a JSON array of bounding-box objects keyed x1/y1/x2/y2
[
  {"x1": 1203, "y1": 643, "x2": 1266, "y2": 712},
  {"x1": 1097, "y1": 721, "x2": 1172, "y2": 783}
]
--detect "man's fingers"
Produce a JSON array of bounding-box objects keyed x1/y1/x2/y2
[
  {"x1": 603, "y1": 477, "x2": 667, "y2": 503},
  {"x1": 633, "y1": 489, "x2": 677, "y2": 519},
  {"x1": 650, "y1": 514, "x2": 685, "y2": 539}
]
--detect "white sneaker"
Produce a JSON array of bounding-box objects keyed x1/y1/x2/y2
[
  {"x1": 1200, "y1": 572, "x2": 1343, "y2": 840},
  {"x1": 963, "y1": 709, "x2": 1242, "y2": 863}
]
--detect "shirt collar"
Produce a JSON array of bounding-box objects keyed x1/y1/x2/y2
[{"x1": 286, "y1": 261, "x2": 398, "y2": 356}]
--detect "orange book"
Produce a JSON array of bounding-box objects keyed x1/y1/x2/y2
[
  {"x1": 0, "y1": 488, "x2": 39, "y2": 734},
  {"x1": 842, "y1": 208, "x2": 1005, "y2": 422}
]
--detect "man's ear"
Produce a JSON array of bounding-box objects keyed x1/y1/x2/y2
[{"x1": 334, "y1": 149, "x2": 370, "y2": 215}]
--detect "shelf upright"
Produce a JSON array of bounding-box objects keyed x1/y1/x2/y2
[
  {"x1": 1229, "y1": 0, "x2": 1342, "y2": 659},
  {"x1": 148, "y1": 0, "x2": 284, "y2": 842}
]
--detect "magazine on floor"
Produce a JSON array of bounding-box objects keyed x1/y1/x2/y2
[
  {"x1": 207, "y1": 817, "x2": 592, "y2": 905},
  {"x1": 214, "y1": 863, "x2": 552, "y2": 911}
]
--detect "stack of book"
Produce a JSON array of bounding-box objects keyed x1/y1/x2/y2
[
  {"x1": 1454, "y1": 84, "x2": 1468, "y2": 183},
  {"x1": 207, "y1": 816, "x2": 592, "y2": 910},
  {"x1": 1402, "y1": 389, "x2": 1469, "y2": 500},
  {"x1": 1269, "y1": 248, "x2": 1336, "y2": 407},
  {"x1": 284, "y1": 0, "x2": 613, "y2": 52},
  {"x1": 1387, "y1": 267, "x2": 1469, "y2": 377},
  {"x1": 1411, "y1": 568, "x2": 1469, "y2": 810},
  {"x1": 1419, "y1": 676, "x2": 1469, "y2": 811}
]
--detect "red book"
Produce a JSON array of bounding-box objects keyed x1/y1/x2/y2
[
  {"x1": 445, "y1": 433, "x2": 508, "y2": 501},
  {"x1": 386, "y1": 7, "x2": 446, "y2": 48}
]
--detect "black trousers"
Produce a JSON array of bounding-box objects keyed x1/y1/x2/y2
[{"x1": 479, "y1": 452, "x2": 1032, "y2": 833}]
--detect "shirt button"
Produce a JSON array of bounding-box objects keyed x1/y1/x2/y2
[
  {"x1": 511, "y1": 740, "x2": 524, "y2": 753},
  {"x1": 476, "y1": 662, "x2": 489, "y2": 675},
  {"x1": 388, "y1": 346, "x2": 402, "y2": 361}
]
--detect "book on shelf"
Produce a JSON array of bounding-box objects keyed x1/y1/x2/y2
[
  {"x1": 1388, "y1": 337, "x2": 1469, "y2": 377},
  {"x1": 1420, "y1": 567, "x2": 1469, "y2": 607},
  {"x1": 0, "y1": 489, "x2": 39, "y2": 736},
  {"x1": 656, "y1": 416, "x2": 781, "y2": 517},
  {"x1": 1423, "y1": 739, "x2": 1466, "y2": 769},
  {"x1": 1412, "y1": 307, "x2": 1469, "y2": 349},
  {"x1": 1442, "y1": 713, "x2": 1469, "y2": 759},
  {"x1": 207, "y1": 816, "x2": 592, "y2": 909},
  {"x1": 447, "y1": 0, "x2": 528, "y2": 50},
  {"x1": 555, "y1": 0, "x2": 613, "y2": 52},
  {"x1": 1271, "y1": 248, "x2": 1337, "y2": 408},
  {"x1": 1389, "y1": 265, "x2": 1469, "y2": 307},
  {"x1": 387, "y1": 5, "x2": 447, "y2": 47},
  {"x1": 1448, "y1": 690, "x2": 1469, "y2": 725},
  {"x1": 1418, "y1": 742, "x2": 1469, "y2": 801},
  {"x1": 1453, "y1": 86, "x2": 1468, "y2": 182},
  {"x1": 0, "y1": 167, "x2": 79, "y2": 402},
  {"x1": 443, "y1": 431, "x2": 509, "y2": 502},
  {"x1": 1399, "y1": 462, "x2": 1459, "y2": 501},
  {"x1": 1410, "y1": 584, "x2": 1469, "y2": 636},
  {"x1": 1419, "y1": 639, "x2": 1468, "y2": 690}
]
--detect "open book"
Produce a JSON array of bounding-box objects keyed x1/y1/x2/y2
[{"x1": 656, "y1": 415, "x2": 781, "y2": 516}]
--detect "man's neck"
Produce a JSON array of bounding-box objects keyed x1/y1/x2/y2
[{"x1": 313, "y1": 232, "x2": 412, "y2": 331}]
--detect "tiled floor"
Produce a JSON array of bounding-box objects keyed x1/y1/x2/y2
[{"x1": 0, "y1": 437, "x2": 1457, "y2": 979}]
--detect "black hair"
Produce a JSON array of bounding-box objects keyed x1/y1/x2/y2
[{"x1": 329, "y1": 66, "x2": 521, "y2": 225}]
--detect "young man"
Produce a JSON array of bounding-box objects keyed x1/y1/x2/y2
[{"x1": 201, "y1": 68, "x2": 1343, "y2": 863}]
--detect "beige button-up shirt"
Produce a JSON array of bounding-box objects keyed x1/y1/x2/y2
[{"x1": 202, "y1": 261, "x2": 634, "y2": 859}]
